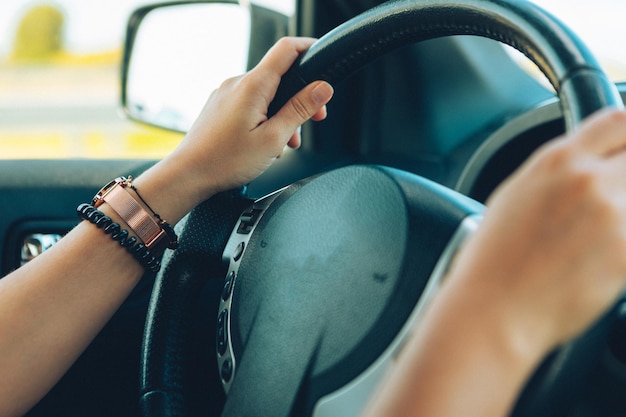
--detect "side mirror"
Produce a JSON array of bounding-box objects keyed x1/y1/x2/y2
[{"x1": 121, "y1": 1, "x2": 288, "y2": 133}]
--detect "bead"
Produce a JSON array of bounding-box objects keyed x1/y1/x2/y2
[
  {"x1": 122, "y1": 236, "x2": 137, "y2": 248},
  {"x1": 86, "y1": 209, "x2": 100, "y2": 222},
  {"x1": 104, "y1": 223, "x2": 120, "y2": 235},
  {"x1": 95, "y1": 215, "x2": 112, "y2": 228},
  {"x1": 77, "y1": 203, "x2": 91, "y2": 216},
  {"x1": 111, "y1": 228, "x2": 126, "y2": 241},
  {"x1": 132, "y1": 243, "x2": 146, "y2": 254}
]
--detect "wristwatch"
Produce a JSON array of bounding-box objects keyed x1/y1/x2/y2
[{"x1": 93, "y1": 177, "x2": 167, "y2": 250}]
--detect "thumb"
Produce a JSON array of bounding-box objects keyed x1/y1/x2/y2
[{"x1": 268, "y1": 81, "x2": 334, "y2": 136}]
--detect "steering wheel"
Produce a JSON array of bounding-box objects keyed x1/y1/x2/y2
[{"x1": 139, "y1": 1, "x2": 623, "y2": 416}]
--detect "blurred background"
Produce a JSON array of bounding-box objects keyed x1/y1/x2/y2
[
  {"x1": 0, "y1": 0, "x2": 623, "y2": 159},
  {"x1": 0, "y1": 0, "x2": 292, "y2": 159}
]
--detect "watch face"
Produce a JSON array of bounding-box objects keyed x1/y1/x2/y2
[{"x1": 93, "y1": 177, "x2": 125, "y2": 207}]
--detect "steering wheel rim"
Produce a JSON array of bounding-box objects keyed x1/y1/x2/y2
[
  {"x1": 140, "y1": 1, "x2": 624, "y2": 416},
  {"x1": 268, "y1": 0, "x2": 622, "y2": 126}
]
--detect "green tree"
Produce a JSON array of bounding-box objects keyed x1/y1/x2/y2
[{"x1": 12, "y1": 4, "x2": 65, "y2": 62}]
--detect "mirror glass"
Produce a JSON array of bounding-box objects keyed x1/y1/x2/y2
[{"x1": 124, "y1": 3, "x2": 251, "y2": 132}]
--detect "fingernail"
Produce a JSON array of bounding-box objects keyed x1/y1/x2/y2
[{"x1": 311, "y1": 82, "x2": 334, "y2": 104}]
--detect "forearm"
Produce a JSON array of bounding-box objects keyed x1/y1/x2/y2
[
  {"x1": 0, "y1": 221, "x2": 144, "y2": 416},
  {"x1": 0, "y1": 165, "x2": 197, "y2": 417},
  {"x1": 363, "y1": 278, "x2": 546, "y2": 417}
]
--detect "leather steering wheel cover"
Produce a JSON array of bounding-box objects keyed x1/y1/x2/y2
[
  {"x1": 140, "y1": 191, "x2": 253, "y2": 417},
  {"x1": 268, "y1": 0, "x2": 622, "y2": 128}
]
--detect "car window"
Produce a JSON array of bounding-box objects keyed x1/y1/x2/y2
[{"x1": 0, "y1": 0, "x2": 293, "y2": 160}]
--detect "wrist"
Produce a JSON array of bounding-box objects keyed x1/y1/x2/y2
[
  {"x1": 130, "y1": 157, "x2": 219, "y2": 225},
  {"x1": 75, "y1": 175, "x2": 182, "y2": 273},
  {"x1": 439, "y1": 271, "x2": 553, "y2": 369},
  {"x1": 370, "y1": 274, "x2": 550, "y2": 417}
]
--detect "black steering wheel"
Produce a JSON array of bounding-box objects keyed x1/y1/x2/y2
[{"x1": 139, "y1": 1, "x2": 623, "y2": 416}]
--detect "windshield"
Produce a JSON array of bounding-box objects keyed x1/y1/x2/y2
[{"x1": 533, "y1": 0, "x2": 626, "y2": 81}]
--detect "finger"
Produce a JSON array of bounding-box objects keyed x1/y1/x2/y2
[
  {"x1": 265, "y1": 81, "x2": 334, "y2": 141},
  {"x1": 287, "y1": 130, "x2": 302, "y2": 149},
  {"x1": 573, "y1": 109, "x2": 626, "y2": 156},
  {"x1": 286, "y1": 105, "x2": 327, "y2": 148},
  {"x1": 255, "y1": 37, "x2": 317, "y2": 79},
  {"x1": 287, "y1": 108, "x2": 328, "y2": 147},
  {"x1": 311, "y1": 105, "x2": 328, "y2": 122}
]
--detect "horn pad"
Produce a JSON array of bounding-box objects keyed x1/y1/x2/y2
[{"x1": 218, "y1": 165, "x2": 482, "y2": 416}]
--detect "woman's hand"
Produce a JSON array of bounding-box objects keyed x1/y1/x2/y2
[
  {"x1": 183, "y1": 36, "x2": 333, "y2": 191},
  {"x1": 136, "y1": 37, "x2": 334, "y2": 224},
  {"x1": 449, "y1": 108, "x2": 626, "y2": 356}
]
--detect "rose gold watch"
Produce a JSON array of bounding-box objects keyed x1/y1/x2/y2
[{"x1": 93, "y1": 177, "x2": 167, "y2": 250}]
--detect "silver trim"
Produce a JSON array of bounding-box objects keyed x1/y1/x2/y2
[
  {"x1": 312, "y1": 214, "x2": 482, "y2": 417},
  {"x1": 456, "y1": 97, "x2": 560, "y2": 195},
  {"x1": 457, "y1": 86, "x2": 626, "y2": 196},
  {"x1": 217, "y1": 187, "x2": 286, "y2": 393}
]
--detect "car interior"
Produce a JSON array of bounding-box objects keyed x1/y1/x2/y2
[{"x1": 1, "y1": 0, "x2": 624, "y2": 416}]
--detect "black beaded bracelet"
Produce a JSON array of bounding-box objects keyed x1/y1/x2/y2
[{"x1": 77, "y1": 203, "x2": 162, "y2": 273}]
